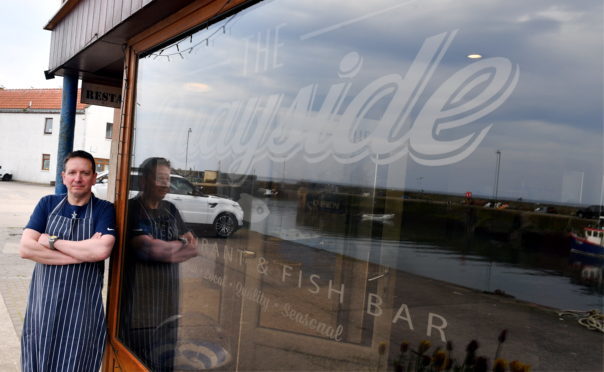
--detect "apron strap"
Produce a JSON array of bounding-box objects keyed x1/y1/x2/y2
[{"x1": 49, "y1": 196, "x2": 68, "y2": 217}]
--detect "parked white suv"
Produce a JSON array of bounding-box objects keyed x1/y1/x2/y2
[{"x1": 92, "y1": 171, "x2": 244, "y2": 237}]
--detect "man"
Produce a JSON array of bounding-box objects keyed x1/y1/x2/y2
[
  {"x1": 19, "y1": 150, "x2": 116, "y2": 372},
  {"x1": 120, "y1": 157, "x2": 197, "y2": 371}
]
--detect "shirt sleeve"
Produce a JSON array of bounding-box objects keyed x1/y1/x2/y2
[
  {"x1": 24, "y1": 196, "x2": 51, "y2": 233},
  {"x1": 94, "y1": 200, "x2": 117, "y2": 237}
]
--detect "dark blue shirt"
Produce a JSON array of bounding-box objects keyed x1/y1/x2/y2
[{"x1": 25, "y1": 194, "x2": 117, "y2": 237}]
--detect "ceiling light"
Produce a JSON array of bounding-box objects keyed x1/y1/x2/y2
[{"x1": 467, "y1": 53, "x2": 483, "y2": 59}]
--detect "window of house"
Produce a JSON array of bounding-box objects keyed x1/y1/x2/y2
[
  {"x1": 95, "y1": 158, "x2": 110, "y2": 173},
  {"x1": 41, "y1": 154, "x2": 50, "y2": 170},
  {"x1": 43, "y1": 118, "x2": 53, "y2": 134},
  {"x1": 105, "y1": 122, "x2": 113, "y2": 139}
]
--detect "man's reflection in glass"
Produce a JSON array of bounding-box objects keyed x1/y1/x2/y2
[{"x1": 120, "y1": 157, "x2": 198, "y2": 371}]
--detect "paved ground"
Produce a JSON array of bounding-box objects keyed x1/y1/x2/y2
[{"x1": 0, "y1": 181, "x2": 49, "y2": 372}]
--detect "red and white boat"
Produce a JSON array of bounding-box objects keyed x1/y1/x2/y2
[{"x1": 570, "y1": 217, "x2": 604, "y2": 258}]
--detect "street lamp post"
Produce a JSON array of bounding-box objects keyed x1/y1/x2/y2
[
  {"x1": 493, "y1": 150, "x2": 501, "y2": 201},
  {"x1": 185, "y1": 128, "x2": 192, "y2": 171}
]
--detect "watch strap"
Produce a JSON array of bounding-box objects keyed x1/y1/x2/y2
[{"x1": 49, "y1": 235, "x2": 58, "y2": 250}]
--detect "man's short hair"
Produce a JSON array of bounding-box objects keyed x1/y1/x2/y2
[
  {"x1": 139, "y1": 157, "x2": 171, "y2": 180},
  {"x1": 63, "y1": 150, "x2": 96, "y2": 173}
]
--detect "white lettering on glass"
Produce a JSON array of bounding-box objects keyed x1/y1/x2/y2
[
  {"x1": 427, "y1": 312, "x2": 448, "y2": 342},
  {"x1": 367, "y1": 293, "x2": 383, "y2": 317},
  {"x1": 242, "y1": 23, "x2": 287, "y2": 75},
  {"x1": 192, "y1": 30, "x2": 518, "y2": 174},
  {"x1": 392, "y1": 303, "x2": 414, "y2": 330},
  {"x1": 281, "y1": 303, "x2": 344, "y2": 341}
]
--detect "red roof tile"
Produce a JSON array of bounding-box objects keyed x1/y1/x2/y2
[{"x1": 0, "y1": 88, "x2": 87, "y2": 110}]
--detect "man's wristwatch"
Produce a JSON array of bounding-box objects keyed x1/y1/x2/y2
[{"x1": 48, "y1": 235, "x2": 59, "y2": 250}]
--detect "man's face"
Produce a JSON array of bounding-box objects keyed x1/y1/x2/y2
[
  {"x1": 144, "y1": 165, "x2": 171, "y2": 201},
  {"x1": 62, "y1": 157, "x2": 97, "y2": 198}
]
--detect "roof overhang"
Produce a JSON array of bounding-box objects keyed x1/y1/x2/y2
[{"x1": 45, "y1": 0, "x2": 200, "y2": 87}]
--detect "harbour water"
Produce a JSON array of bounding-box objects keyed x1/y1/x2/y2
[{"x1": 252, "y1": 198, "x2": 604, "y2": 311}]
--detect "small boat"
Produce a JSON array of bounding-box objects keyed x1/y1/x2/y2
[
  {"x1": 361, "y1": 213, "x2": 395, "y2": 222},
  {"x1": 570, "y1": 217, "x2": 604, "y2": 258}
]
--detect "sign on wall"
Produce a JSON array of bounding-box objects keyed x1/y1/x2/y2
[{"x1": 81, "y1": 82, "x2": 122, "y2": 108}]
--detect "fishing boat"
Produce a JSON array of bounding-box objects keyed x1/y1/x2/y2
[{"x1": 570, "y1": 217, "x2": 604, "y2": 258}]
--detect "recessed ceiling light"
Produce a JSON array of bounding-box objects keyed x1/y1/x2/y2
[{"x1": 467, "y1": 53, "x2": 483, "y2": 59}]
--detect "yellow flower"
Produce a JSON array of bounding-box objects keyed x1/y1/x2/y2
[
  {"x1": 493, "y1": 358, "x2": 508, "y2": 372},
  {"x1": 432, "y1": 350, "x2": 447, "y2": 370},
  {"x1": 418, "y1": 340, "x2": 432, "y2": 354},
  {"x1": 510, "y1": 360, "x2": 530, "y2": 372}
]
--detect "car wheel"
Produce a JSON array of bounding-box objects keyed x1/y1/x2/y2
[
  {"x1": 1, "y1": 174, "x2": 10, "y2": 181},
  {"x1": 213, "y1": 213, "x2": 236, "y2": 238}
]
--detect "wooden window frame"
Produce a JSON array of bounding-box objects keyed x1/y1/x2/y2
[
  {"x1": 95, "y1": 158, "x2": 110, "y2": 173},
  {"x1": 105, "y1": 122, "x2": 113, "y2": 139},
  {"x1": 41, "y1": 154, "x2": 51, "y2": 170},
  {"x1": 44, "y1": 117, "x2": 53, "y2": 134},
  {"x1": 103, "y1": 1, "x2": 251, "y2": 370}
]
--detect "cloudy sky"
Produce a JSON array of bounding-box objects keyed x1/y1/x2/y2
[
  {"x1": 129, "y1": 0, "x2": 603, "y2": 205},
  {"x1": 0, "y1": 0, "x2": 63, "y2": 89}
]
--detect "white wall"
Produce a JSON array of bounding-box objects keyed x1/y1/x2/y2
[
  {"x1": 0, "y1": 106, "x2": 114, "y2": 184},
  {"x1": 80, "y1": 105, "x2": 114, "y2": 162}
]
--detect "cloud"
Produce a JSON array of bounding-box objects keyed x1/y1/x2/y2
[{"x1": 183, "y1": 82, "x2": 212, "y2": 93}]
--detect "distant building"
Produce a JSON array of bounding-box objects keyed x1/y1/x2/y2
[{"x1": 0, "y1": 88, "x2": 114, "y2": 184}]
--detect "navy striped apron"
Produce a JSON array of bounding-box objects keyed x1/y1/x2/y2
[
  {"x1": 22, "y1": 197, "x2": 106, "y2": 372},
  {"x1": 121, "y1": 198, "x2": 180, "y2": 371}
]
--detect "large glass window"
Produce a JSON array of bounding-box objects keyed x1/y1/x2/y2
[{"x1": 118, "y1": 1, "x2": 603, "y2": 371}]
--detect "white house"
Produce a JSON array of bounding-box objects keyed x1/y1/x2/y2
[{"x1": 0, "y1": 88, "x2": 114, "y2": 184}]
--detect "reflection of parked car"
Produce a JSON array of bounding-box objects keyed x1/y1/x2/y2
[
  {"x1": 0, "y1": 165, "x2": 12, "y2": 181},
  {"x1": 576, "y1": 205, "x2": 604, "y2": 219},
  {"x1": 93, "y1": 171, "x2": 244, "y2": 237},
  {"x1": 259, "y1": 188, "x2": 278, "y2": 197},
  {"x1": 534, "y1": 206, "x2": 557, "y2": 214}
]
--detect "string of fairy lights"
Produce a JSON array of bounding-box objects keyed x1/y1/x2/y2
[{"x1": 148, "y1": 0, "x2": 236, "y2": 61}]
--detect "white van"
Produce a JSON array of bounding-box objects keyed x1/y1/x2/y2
[{"x1": 0, "y1": 165, "x2": 12, "y2": 181}]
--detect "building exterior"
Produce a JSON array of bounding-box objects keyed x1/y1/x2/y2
[
  {"x1": 44, "y1": 1, "x2": 603, "y2": 371},
  {"x1": 0, "y1": 88, "x2": 114, "y2": 183}
]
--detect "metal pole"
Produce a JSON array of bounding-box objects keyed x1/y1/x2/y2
[
  {"x1": 373, "y1": 161, "x2": 378, "y2": 197},
  {"x1": 185, "y1": 128, "x2": 192, "y2": 171},
  {"x1": 55, "y1": 74, "x2": 78, "y2": 195},
  {"x1": 493, "y1": 150, "x2": 501, "y2": 201}
]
